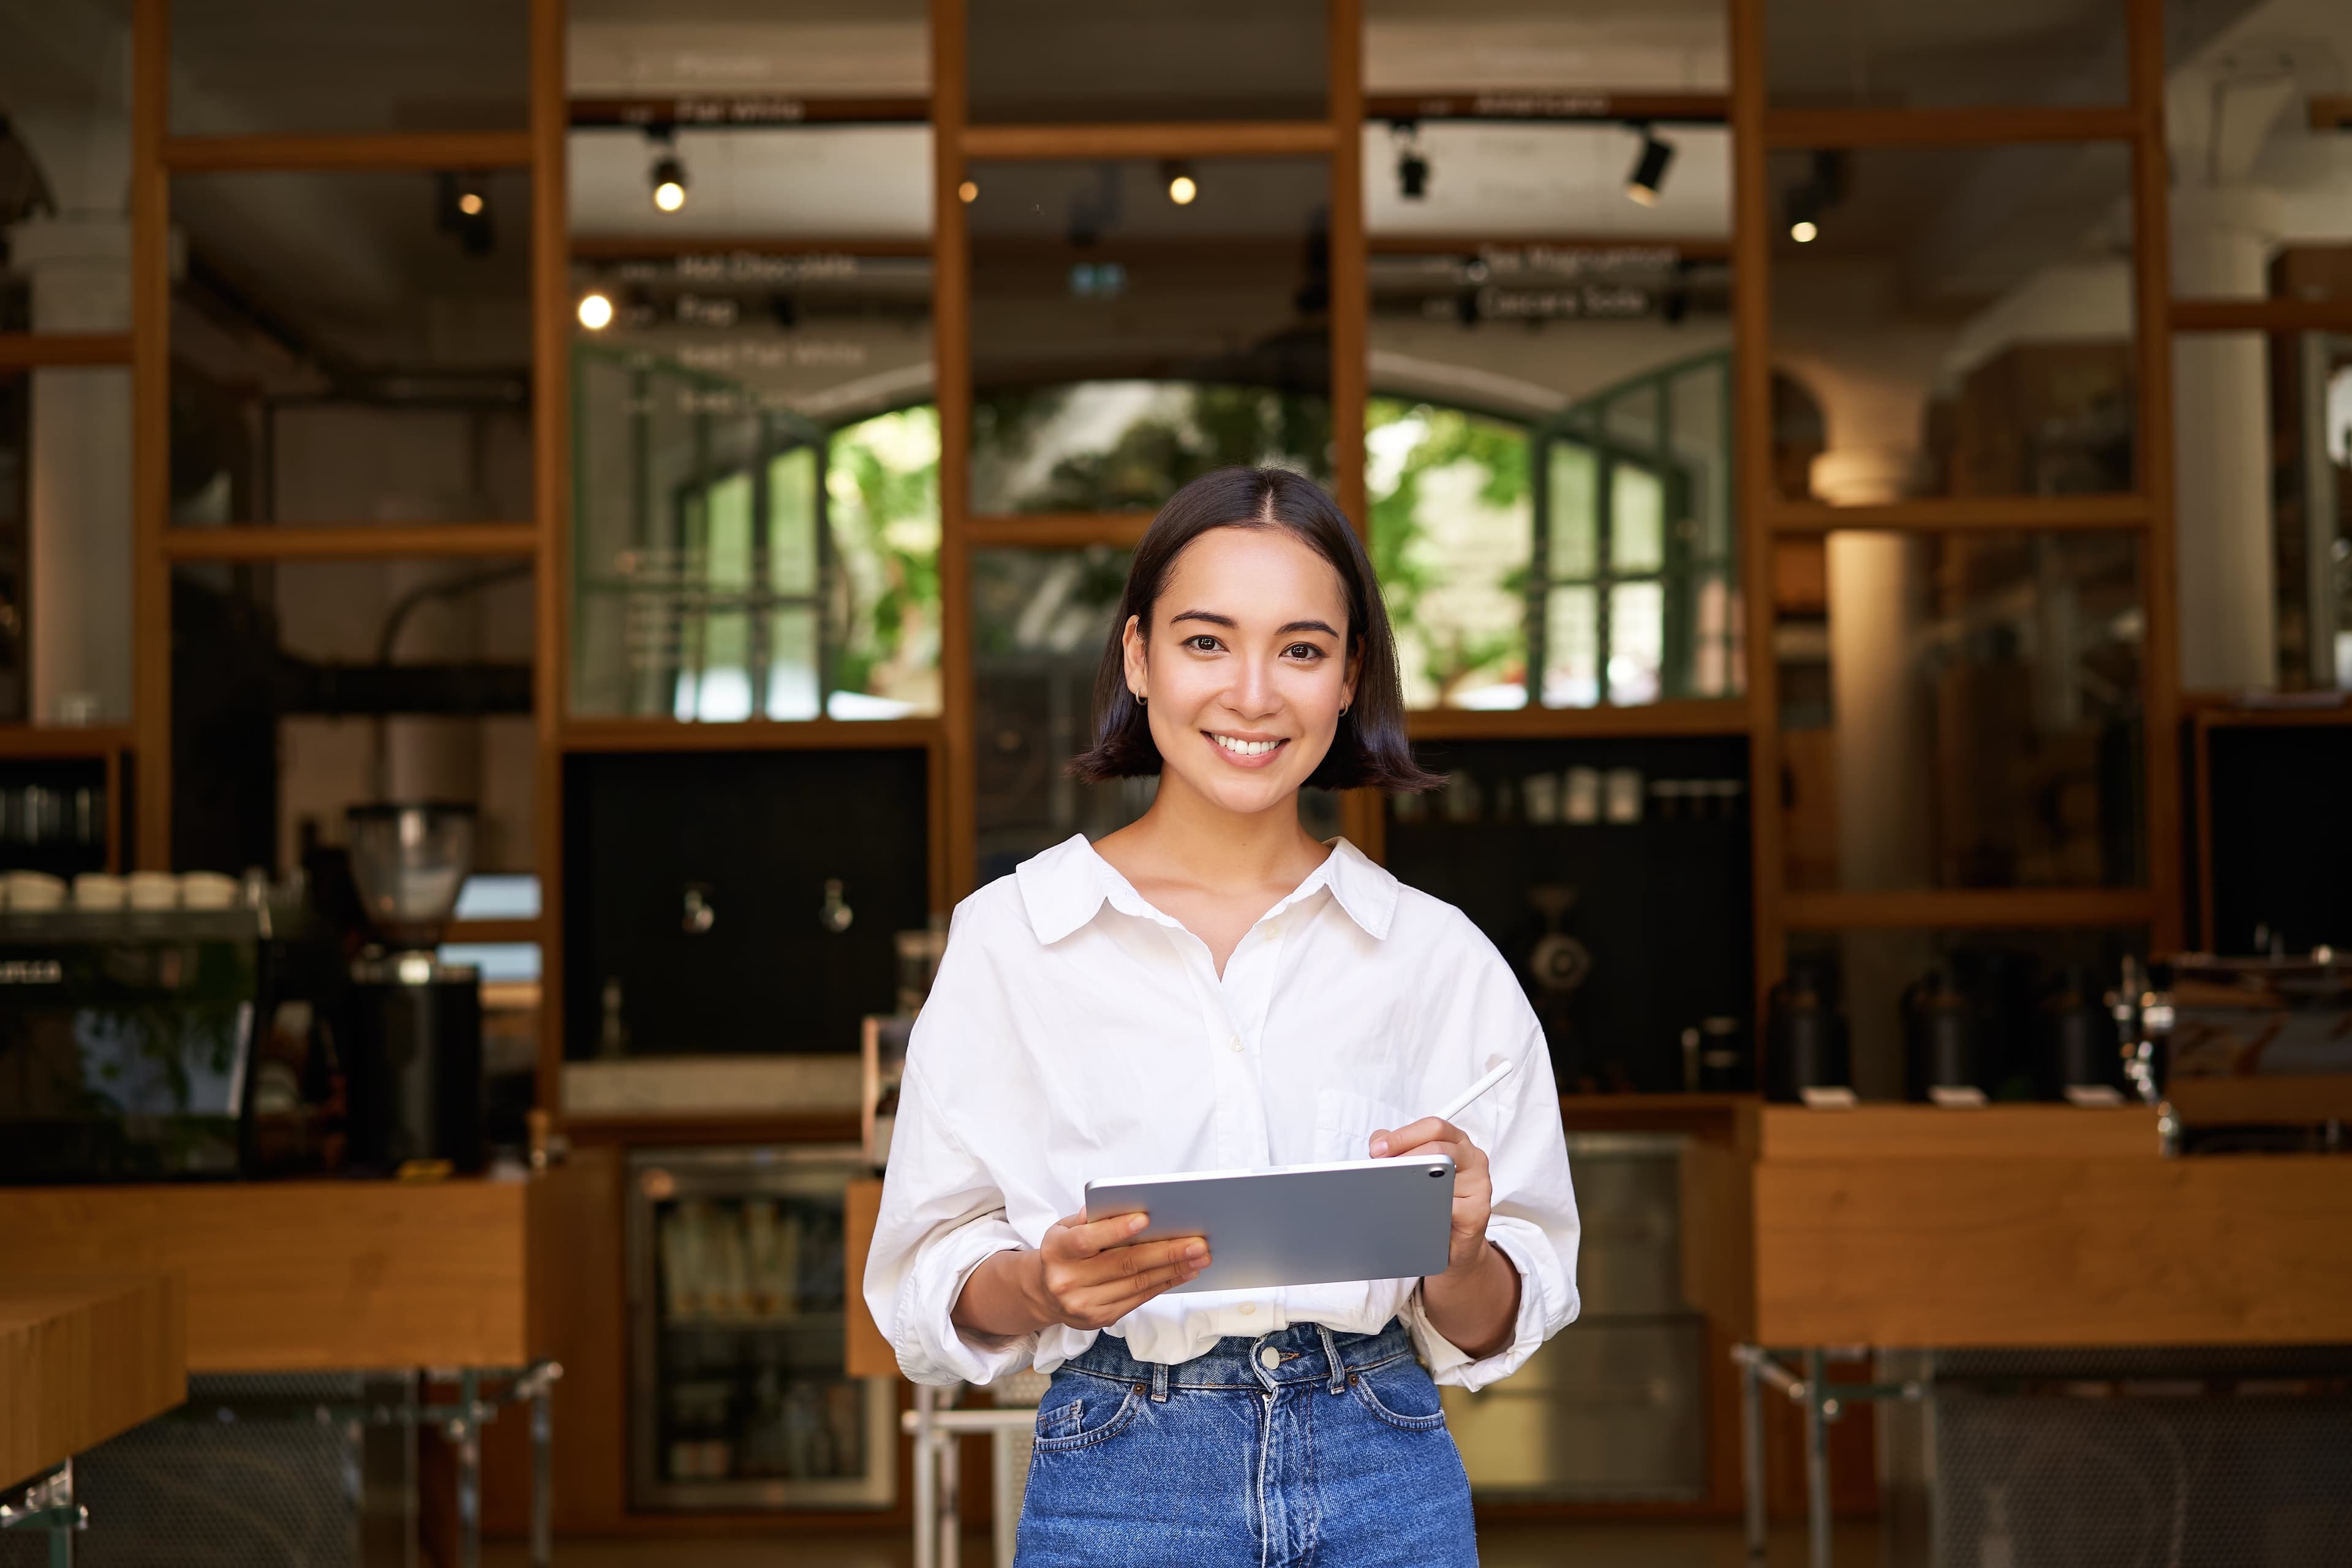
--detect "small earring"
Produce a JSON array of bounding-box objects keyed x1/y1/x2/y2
[
  {"x1": 1133, "y1": 690, "x2": 1146, "y2": 706},
  {"x1": 1339, "y1": 700, "x2": 1351, "y2": 717}
]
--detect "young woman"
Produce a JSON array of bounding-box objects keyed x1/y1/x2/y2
[{"x1": 865, "y1": 467, "x2": 1580, "y2": 1567}]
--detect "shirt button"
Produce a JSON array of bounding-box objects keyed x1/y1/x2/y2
[
  {"x1": 1227, "y1": 1035, "x2": 1243, "y2": 1053},
  {"x1": 1258, "y1": 1346, "x2": 1280, "y2": 1370},
  {"x1": 1262, "y1": 919, "x2": 1280, "y2": 939},
  {"x1": 1238, "y1": 1303, "x2": 1256, "y2": 1316}
]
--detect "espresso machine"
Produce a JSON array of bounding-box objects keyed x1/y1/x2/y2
[{"x1": 342, "y1": 803, "x2": 484, "y2": 1175}]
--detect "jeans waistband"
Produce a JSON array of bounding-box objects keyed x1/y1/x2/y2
[{"x1": 1061, "y1": 1319, "x2": 1416, "y2": 1396}]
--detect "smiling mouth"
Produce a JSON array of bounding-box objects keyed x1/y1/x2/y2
[{"x1": 1208, "y1": 733, "x2": 1287, "y2": 758}]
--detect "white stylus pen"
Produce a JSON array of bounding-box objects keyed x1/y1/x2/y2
[{"x1": 1430, "y1": 1055, "x2": 1517, "y2": 1125}]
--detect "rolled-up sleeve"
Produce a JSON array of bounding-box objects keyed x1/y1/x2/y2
[
  {"x1": 861, "y1": 1059, "x2": 1036, "y2": 1386},
  {"x1": 1406, "y1": 1017, "x2": 1580, "y2": 1391}
]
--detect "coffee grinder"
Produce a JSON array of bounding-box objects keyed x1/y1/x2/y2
[{"x1": 343, "y1": 803, "x2": 484, "y2": 1175}]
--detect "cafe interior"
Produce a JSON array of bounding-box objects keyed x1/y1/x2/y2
[{"x1": 2, "y1": 0, "x2": 2349, "y2": 1563}]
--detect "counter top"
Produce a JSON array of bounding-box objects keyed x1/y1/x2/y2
[
  {"x1": 1, "y1": 1275, "x2": 185, "y2": 1487},
  {"x1": 1683, "y1": 1104, "x2": 2352, "y2": 1349},
  {"x1": 0, "y1": 1180, "x2": 541, "y2": 1372}
]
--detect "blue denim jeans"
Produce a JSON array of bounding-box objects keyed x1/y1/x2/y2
[{"x1": 1014, "y1": 1319, "x2": 1477, "y2": 1567}]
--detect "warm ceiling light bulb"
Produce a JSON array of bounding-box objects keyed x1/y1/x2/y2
[
  {"x1": 577, "y1": 291, "x2": 615, "y2": 330},
  {"x1": 1790, "y1": 219, "x2": 1819, "y2": 243},
  {"x1": 458, "y1": 190, "x2": 485, "y2": 217},
  {"x1": 958, "y1": 178, "x2": 978, "y2": 203},
  {"x1": 650, "y1": 154, "x2": 688, "y2": 214},
  {"x1": 1168, "y1": 173, "x2": 1197, "y2": 205}
]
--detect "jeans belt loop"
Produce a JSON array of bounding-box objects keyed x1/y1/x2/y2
[
  {"x1": 1316, "y1": 1323, "x2": 1346, "y2": 1393},
  {"x1": 1150, "y1": 1362, "x2": 1170, "y2": 1403}
]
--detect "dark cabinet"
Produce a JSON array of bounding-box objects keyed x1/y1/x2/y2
[{"x1": 562, "y1": 747, "x2": 930, "y2": 1059}]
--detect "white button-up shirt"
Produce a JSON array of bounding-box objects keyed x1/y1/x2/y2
[{"x1": 862, "y1": 834, "x2": 1580, "y2": 1391}]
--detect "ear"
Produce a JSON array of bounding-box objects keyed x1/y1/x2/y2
[
  {"x1": 1120, "y1": 614, "x2": 1148, "y2": 701},
  {"x1": 1341, "y1": 636, "x2": 1362, "y2": 712}
]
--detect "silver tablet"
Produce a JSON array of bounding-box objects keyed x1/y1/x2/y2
[{"x1": 1084, "y1": 1156, "x2": 1456, "y2": 1295}]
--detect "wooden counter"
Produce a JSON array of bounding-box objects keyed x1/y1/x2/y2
[
  {"x1": 1, "y1": 1275, "x2": 186, "y2": 1487},
  {"x1": 0, "y1": 1180, "x2": 545, "y2": 1371},
  {"x1": 1683, "y1": 1104, "x2": 2352, "y2": 1349}
]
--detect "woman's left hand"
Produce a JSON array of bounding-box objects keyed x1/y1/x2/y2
[{"x1": 1370, "y1": 1117, "x2": 1492, "y2": 1276}]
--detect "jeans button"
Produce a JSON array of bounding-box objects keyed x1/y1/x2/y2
[
  {"x1": 1237, "y1": 1302, "x2": 1256, "y2": 1316},
  {"x1": 1258, "y1": 1346, "x2": 1280, "y2": 1370}
]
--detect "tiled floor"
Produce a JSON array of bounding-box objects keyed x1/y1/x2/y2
[{"x1": 488, "y1": 1521, "x2": 1883, "y2": 1567}]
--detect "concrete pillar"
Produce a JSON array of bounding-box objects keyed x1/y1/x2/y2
[
  {"x1": 1812, "y1": 416, "x2": 1937, "y2": 1099},
  {"x1": 7, "y1": 216, "x2": 133, "y2": 726},
  {"x1": 2170, "y1": 185, "x2": 2282, "y2": 692}
]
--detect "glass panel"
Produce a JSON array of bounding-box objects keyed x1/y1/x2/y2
[
  {"x1": 568, "y1": 0, "x2": 927, "y2": 107},
  {"x1": 968, "y1": 0, "x2": 1325, "y2": 124},
  {"x1": 170, "y1": 0, "x2": 528, "y2": 136},
  {"x1": 170, "y1": 557, "x2": 535, "y2": 875},
  {"x1": 1386, "y1": 734, "x2": 1753, "y2": 1095},
  {"x1": 167, "y1": 170, "x2": 535, "y2": 530},
  {"x1": 1768, "y1": 143, "x2": 2136, "y2": 503},
  {"x1": 1766, "y1": 0, "x2": 2127, "y2": 109},
  {"x1": 1608, "y1": 580, "x2": 1664, "y2": 704},
  {"x1": 1366, "y1": 124, "x2": 1732, "y2": 245},
  {"x1": 1365, "y1": 111, "x2": 1741, "y2": 709},
  {"x1": 568, "y1": 352, "x2": 940, "y2": 721},
  {"x1": 1366, "y1": 399, "x2": 1531, "y2": 710},
  {"x1": 1784, "y1": 927, "x2": 2147, "y2": 1104},
  {"x1": 0, "y1": 0, "x2": 133, "y2": 333},
  {"x1": 2164, "y1": 26, "x2": 2346, "y2": 303},
  {"x1": 1774, "y1": 531, "x2": 2145, "y2": 893},
  {"x1": 1542, "y1": 584, "x2": 1599, "y2": 709},
  {"x1": 1550, "y1": 443, "x2": 1598, "y2": 579},
  {"x1": 1365, "y1": 0, "x2": 1730, "y2": 95},
  {"x1": 0, "y1": 368, "x2": 132, "y2": 725},
  {"x1": 1611, "y1": 464, "x2": 1665, "y2": 573},
  {"x1": 967, "y1": 157, "x2": 1332, "y2": 514},
  {"x1": 2172, "y1": 330, "x2": 2352, "y2": 692},
  {"x1": 971, "y1": 546, "x2": 1150, "y2": 885}
]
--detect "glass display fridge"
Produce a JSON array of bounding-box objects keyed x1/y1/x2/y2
[{"x1": 625, "y1": 1145, "x2": 895, "y2": 1510}]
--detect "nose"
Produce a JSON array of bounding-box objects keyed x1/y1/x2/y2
[{"x1": 1225, "y1": 649, "x2": 1280, "y2": 720}]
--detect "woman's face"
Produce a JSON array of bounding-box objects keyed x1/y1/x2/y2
[{"x1": 1122, "y1": 525, "x2": 1359, "y2": 818}]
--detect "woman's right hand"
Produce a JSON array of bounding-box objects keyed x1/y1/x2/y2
[
  {"x1": 1031, "y1": 1212, "x2": 1210, "y2": 1329},
  {"x1": 954, "y1": 1212, "x2": 1210, "y2": 1338}
]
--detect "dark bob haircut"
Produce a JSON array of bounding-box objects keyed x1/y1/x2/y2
[{"x1": 1068, "y1": 466, "x2": 1442, "y2": 793}]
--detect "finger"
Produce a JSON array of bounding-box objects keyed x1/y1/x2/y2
[
  {"x1": 1054, "y1": 1210, "x2": 1152, "y2": 1259},
  {"x1": 1087, "y1": 1253, "x2": 1210, "y2": 1312},
  {"x1": 1093, "y1": 1235, "x2": 1206, "y2": 1281},
  {"x1": 1369, "y1": 1117, "x2": 1463, "y2": 1158}
]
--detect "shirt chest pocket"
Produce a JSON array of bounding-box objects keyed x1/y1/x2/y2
[{"x1": 1314, "y1": 1088, "x2": 1419, "y2": 1164}]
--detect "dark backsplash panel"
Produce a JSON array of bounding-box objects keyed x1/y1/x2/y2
[
  {"x1": 1384, "y1": 736, "x2": 1752, "y2": 1095},
  {"x1": 563, "y1": 747, "x2": 930, "y2": 1058}
]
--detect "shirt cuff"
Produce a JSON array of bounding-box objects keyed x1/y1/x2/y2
[
  {"x1": 1407, "y1": 1217, "x2": 1576, "y2": 1392},
  {"x1": 895, "y1": 1216, "x2": 1038, "y2": 1387}
]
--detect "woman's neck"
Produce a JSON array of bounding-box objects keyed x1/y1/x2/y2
[{"x1": 1097, "y1": 771, "x2": 1326, "y2": 903}]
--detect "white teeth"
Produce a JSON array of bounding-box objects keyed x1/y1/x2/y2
[{"x1": 1212, "y1": 734, "x2": 1281, "y2": 757}]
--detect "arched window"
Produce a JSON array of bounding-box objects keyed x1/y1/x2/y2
[{"x1": 1370, "y1": 350, "x2": 1740, "y2": 711}]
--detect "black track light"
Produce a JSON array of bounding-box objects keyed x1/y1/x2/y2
[
  {"x1": 1626, "y1": 126, "x2": 1674, "y2": 207},
  {"x1": 1392, "y1": 121, "x2": 1430, "y2": 201}
]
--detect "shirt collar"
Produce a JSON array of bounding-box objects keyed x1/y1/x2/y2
[{"x1": 1014, "y1": 833, "x2": 1399, "y2": 946}]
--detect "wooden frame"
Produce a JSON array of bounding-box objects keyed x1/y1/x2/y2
[
  {"x1": 1406, "y1": 701, "x2": 1748, "y2": 742},
  {"x1": 530, "y1": 0, "x2": 571, "y2": 1113},
  {"x1": 960, "y1": 121, "x2": 1335, "y2": 160},
  {"x1": 1362, "y1": 91, "x2": 1727, "y2": 125},
  {"x1": 1762, "y1": 105, "x2": 2139, "y2": 148},
  {"x1": 130, "y1": 0, "x2": 170, "y2": 869},
  {"x1": 1734, "y1": 0, "x2": 2190, "y2": 1021},
  {"x1": 160, "y1": 131, "x2": 533, "y2": 173},
  {"x1": 2171, "y1": 298, "x2": 2352, "y2": 333},
  {"x1": 159, "y1": 523, "x2": 540, "y2": 562},
  {"x1": 965, "y1": 513, "x2": 1153, "y2": 549},
  {"x1": 1765, "y1": 494, "x2": 2149, "y2": 533},
  {"x1": 0, "y1": 334, "x2": 134, "y2": 369}
]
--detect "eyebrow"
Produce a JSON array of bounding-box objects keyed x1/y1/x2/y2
[{"x1": 1169, "y1": 610, "x2": 1342, "y2": 640}]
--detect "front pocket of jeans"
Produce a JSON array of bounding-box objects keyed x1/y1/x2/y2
[
  {"x1": 1030, "y1": 1381, "x2": 1143, "y2": 1453},
  {"x1": 1349, "y1": 1363, "x2": 1449, "y2": 1433}
]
